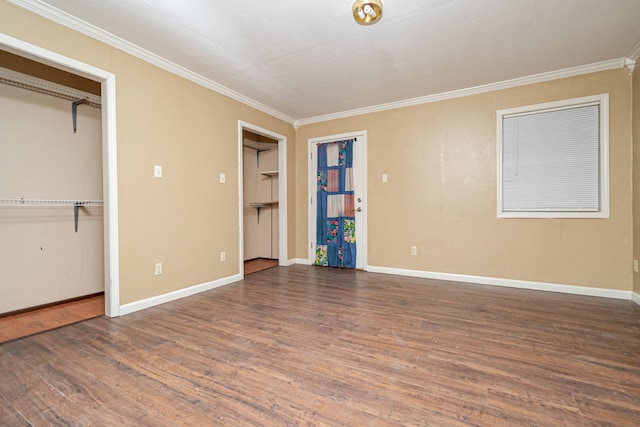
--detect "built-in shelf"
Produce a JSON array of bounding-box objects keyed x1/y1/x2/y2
[
  {"x1": 260, "y1": 170, "x2": 278, "y2": 203},
  {"x1": 243, "y1": 140, "x2": 272, "y2": 167},
  {"x1": 244, "y1": 201, "x2": 278, "y2": 208},
  {"x1": 243, "y1": 139, "x2": 271, "y2": 149},
  {"x1": 244, "y1": 201, "x2": 278, "y2": 223},
  {"x1": 243, "y1": 143, "x2": 270, "y2": 153}
]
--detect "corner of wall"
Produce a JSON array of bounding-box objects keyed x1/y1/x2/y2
[{"x1": 633, "y1": 58, "x2": 640, "y2": 294}]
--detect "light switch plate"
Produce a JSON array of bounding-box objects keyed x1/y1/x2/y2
[{"x1": 154, "y1": 165, "x2": 162, "y2": 178}]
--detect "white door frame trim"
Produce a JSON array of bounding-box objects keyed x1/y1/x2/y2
[
  {"x1": 238, "y1": 121, "x2": 288, "y2": 272},
  {"x1": 0, "y1": 34, "x2": 120, "y2": 317},
  {"x1": 308, "y1": 130, "x2": 368, "y2": 269}
]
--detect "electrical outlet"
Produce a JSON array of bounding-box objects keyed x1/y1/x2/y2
[
  {"x1": 382, "y1": 173, "x2": 388, "y2": 183},
  {"x1": 634, "y1": 259, "x2": 638, "y2": 273},
  {"x1": 411, "y1": 246, "x2": 417, "y2": 256},
  {"x1": 220, "y1": 251, "x2": 226, "y2": 262},
  {"x1": 154, "y1": 262, "x2": 163, "y2": 275}
]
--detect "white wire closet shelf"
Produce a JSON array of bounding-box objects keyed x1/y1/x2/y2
[
  {"x1": 0, "y1": 198, "x2": 103, "y2": 206},
  {"x1": 0, "y1": 198, "x2": 104, "y2": 232}
]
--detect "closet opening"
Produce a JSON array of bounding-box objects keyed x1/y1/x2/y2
[
  {"x1": 238, "y1": 121, "x2": 288, "y2": 276},
  {"x1": 0, "y1": 50, "x2": 103, "y2": 337},
  {"x1": 0, "y1": 42, "x2": 118, "y2": 339},
  {"x1": 242, "y1": 130, "x2": 279, "y2": 274}
]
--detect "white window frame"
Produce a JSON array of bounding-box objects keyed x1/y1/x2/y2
[{"x1": 496, "y1": 94, "x2": 609, "y2": 219}]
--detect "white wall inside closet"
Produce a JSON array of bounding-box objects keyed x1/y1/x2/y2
[
  {"x1": 243, "y1": 132, "x2": 279, "y2": 261},
  {"x1": 0, "y1": 83, "x2": 103, "y2": 314}
]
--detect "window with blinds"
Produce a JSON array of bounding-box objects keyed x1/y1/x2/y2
[{"x1": 496, "y1": 94, "x2": 609, "y2": 218}]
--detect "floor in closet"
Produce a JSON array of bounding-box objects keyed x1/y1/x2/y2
[
  {"x1": 0, "y1": 294, "x2": 104, "y2": 343},
  {"x1": 244, "y1": 258, "x2": 278, "y2": 275}
]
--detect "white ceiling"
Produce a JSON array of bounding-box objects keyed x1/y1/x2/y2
[{"x1": 22, "y1": 0, "x2": 640, "y2": 123}]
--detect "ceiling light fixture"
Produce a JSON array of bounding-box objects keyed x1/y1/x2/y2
[{"x1": 352, "y1": 0, "x2": 383, "y2": 25}]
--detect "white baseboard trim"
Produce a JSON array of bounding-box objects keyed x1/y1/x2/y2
[
  {"x1": 283, "y1": 258, "x2": 299, "y2": 266},
  {"x1": 117, "y1": 266, "x2": 636, "y2": 316},
  {"x1": 119, "y1": 273, "x2": 242, "y2": 316},
  {"x1": 366, "y1": 265, "x2": 633, "y2": 301}
]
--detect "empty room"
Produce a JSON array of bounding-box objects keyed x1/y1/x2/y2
[{"x1": 1, "y1": 0, "x2": 640, "y2": 425}]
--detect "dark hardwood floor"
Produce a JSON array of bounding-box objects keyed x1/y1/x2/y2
[{"x1": 1, "y1": 265, "x2": 639, "y2": 426}]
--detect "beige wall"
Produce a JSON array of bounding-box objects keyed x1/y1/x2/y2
[
  {"x1": 297, "y1": 70, "x2": 634, "y2": 291},
  {"x1": 0, "y1": 83, "x2": 103, "y2": 313},
  {"x1": 1, "y1": 2, "x2": 296, "y2": 305},
  {"x1": 633, "y1": 60, "x2": 640, "y2": 294}
]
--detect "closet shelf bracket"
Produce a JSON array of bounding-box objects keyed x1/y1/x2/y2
[
  {"x1": 73, "y1": 202, "x2": 83, "y2": 232},
  {"x1": 72, "y1": 98, "x2": 89, "y2": 133}
]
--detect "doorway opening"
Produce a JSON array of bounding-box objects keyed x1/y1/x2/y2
[
  {"x1": 308, "y1": 131, "x2": 368, "y2": 270},
  {"x1": 238, "y1": 121, "x2": 287, "y2": 276}
]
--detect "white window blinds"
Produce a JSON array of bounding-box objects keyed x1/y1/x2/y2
[{"x1": 501, "y1": 103, "x2": 601, "y2": 213}]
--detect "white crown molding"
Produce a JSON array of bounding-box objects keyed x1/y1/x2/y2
[
  {"x1": 8, "y1": 0, "x2": 296, "y2": 125},
  {"x1": 10, "y1": 0, "x2": 636, "y2": 128},
  {"x1": 626, "y1": 40, "x2": 640, "y2": 61},
  {"x1": 624, "y1": 58, "x2": 636, "y2": 76},
  {"x1": 295, "y1": 58, "x2": 629, "y2": 127},
  {"x1": 366, "y1": 265, "x2": 633, "y2": 301},
  {"x1": 624, "y1": 58, "x2": 636, "y2": 75}
]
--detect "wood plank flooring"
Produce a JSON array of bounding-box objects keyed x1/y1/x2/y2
[
  {"x1": 1, "y1": 265, "x2": 639, "y2": 426},
  {"x1": 0, "y1": 294, "x2": 104, "y2": 343}
]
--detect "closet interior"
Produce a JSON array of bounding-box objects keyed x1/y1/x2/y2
[
  {"x1": 243, "y1": 130, "x2": 279, "y2": 273},
  {"x1": 0, "y1": 50, "x2": 105, "y2": 323}
]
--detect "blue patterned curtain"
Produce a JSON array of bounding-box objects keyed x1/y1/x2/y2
[{"x1": 315, "y1": 139, "x2": 356, "y2": 268}]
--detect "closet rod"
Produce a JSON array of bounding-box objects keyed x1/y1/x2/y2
[{"x1": 0, "y1": 77, "x2": 101, "y2": 109}]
